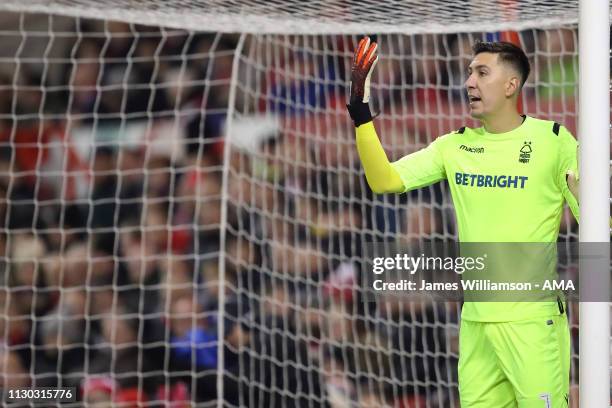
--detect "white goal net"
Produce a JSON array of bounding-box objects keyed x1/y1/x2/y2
[{"x1": 0, "y1": 2, "x2": 586, "y2": 407}]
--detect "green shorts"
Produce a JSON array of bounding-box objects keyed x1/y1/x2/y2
[{"x1": 458, "y1": 313, "x2": 570, "y2": 407}]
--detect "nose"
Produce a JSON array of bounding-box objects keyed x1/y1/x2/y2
[{"x1": 464, "y1": 72, "x2": 476, "y2": 90}]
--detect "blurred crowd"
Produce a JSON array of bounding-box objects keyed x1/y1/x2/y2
[{"x1": 0, "y1": 16, "x2": 581, "y2": 407}]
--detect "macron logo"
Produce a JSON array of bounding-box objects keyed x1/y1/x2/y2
[{"x1": 459, "y1": 144, "x2": 484, "y2": 153}]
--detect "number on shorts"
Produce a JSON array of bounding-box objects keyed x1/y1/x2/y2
[{"x1": 539, "y1": 393, "x2": 551, "y2": 408}]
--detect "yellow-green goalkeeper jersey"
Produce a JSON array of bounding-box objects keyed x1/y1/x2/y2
[{"x1": 390, "y1": 115, "x2": 579, "y2": 322}]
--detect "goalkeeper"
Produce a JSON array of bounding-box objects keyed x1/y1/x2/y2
[{"x1": 347, "y1": 37, "x2": 577, "y2": 407}]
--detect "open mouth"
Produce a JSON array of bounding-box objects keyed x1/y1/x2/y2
[{"x1": 468, "y1": 95, "x2": 481, "y2": 103}]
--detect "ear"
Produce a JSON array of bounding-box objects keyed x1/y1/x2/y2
[{"x1": 505, "y1": 76, "x2": 520, "y2": 98}]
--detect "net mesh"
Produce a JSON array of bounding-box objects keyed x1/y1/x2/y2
[
  {"x1": 0, "y1": 5, "x2": 583, "y2": 408},
  {"x1": 224, "y1": 31, "x2": 580, "y2": 408}
]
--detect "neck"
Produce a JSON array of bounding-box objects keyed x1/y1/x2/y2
[{"x1": 481, "y1": 105, "x2": 523, "y2": 134}]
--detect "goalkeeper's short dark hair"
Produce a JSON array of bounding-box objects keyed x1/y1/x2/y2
[{"x1": 473, "y1": 41, "x2": 530, "y2": 89}]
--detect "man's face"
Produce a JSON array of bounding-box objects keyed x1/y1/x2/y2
[{"x1": 465, "y1": 52, "x2": 517, "y2": 119}]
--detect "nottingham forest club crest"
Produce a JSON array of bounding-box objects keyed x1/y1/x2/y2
[{"x1": 519, "y1": 141, "x2": 532, "y2": 163}]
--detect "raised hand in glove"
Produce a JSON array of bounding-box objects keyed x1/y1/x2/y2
[{"x1": 347, "y1": 36, "x2": 379, "y2": 127}]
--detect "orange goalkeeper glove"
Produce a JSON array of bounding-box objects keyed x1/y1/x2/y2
[{"x1": 347, "y1": 36, "x2": 379, "y2": 127}]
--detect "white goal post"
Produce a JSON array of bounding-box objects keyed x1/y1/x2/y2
[{"x1": 578, "y1": 1, "x2": 610, "y2": 407}]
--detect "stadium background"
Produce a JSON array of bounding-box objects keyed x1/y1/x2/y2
[{"x1": 0, "y1": 10, "x2": 583, "y2": 408}]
